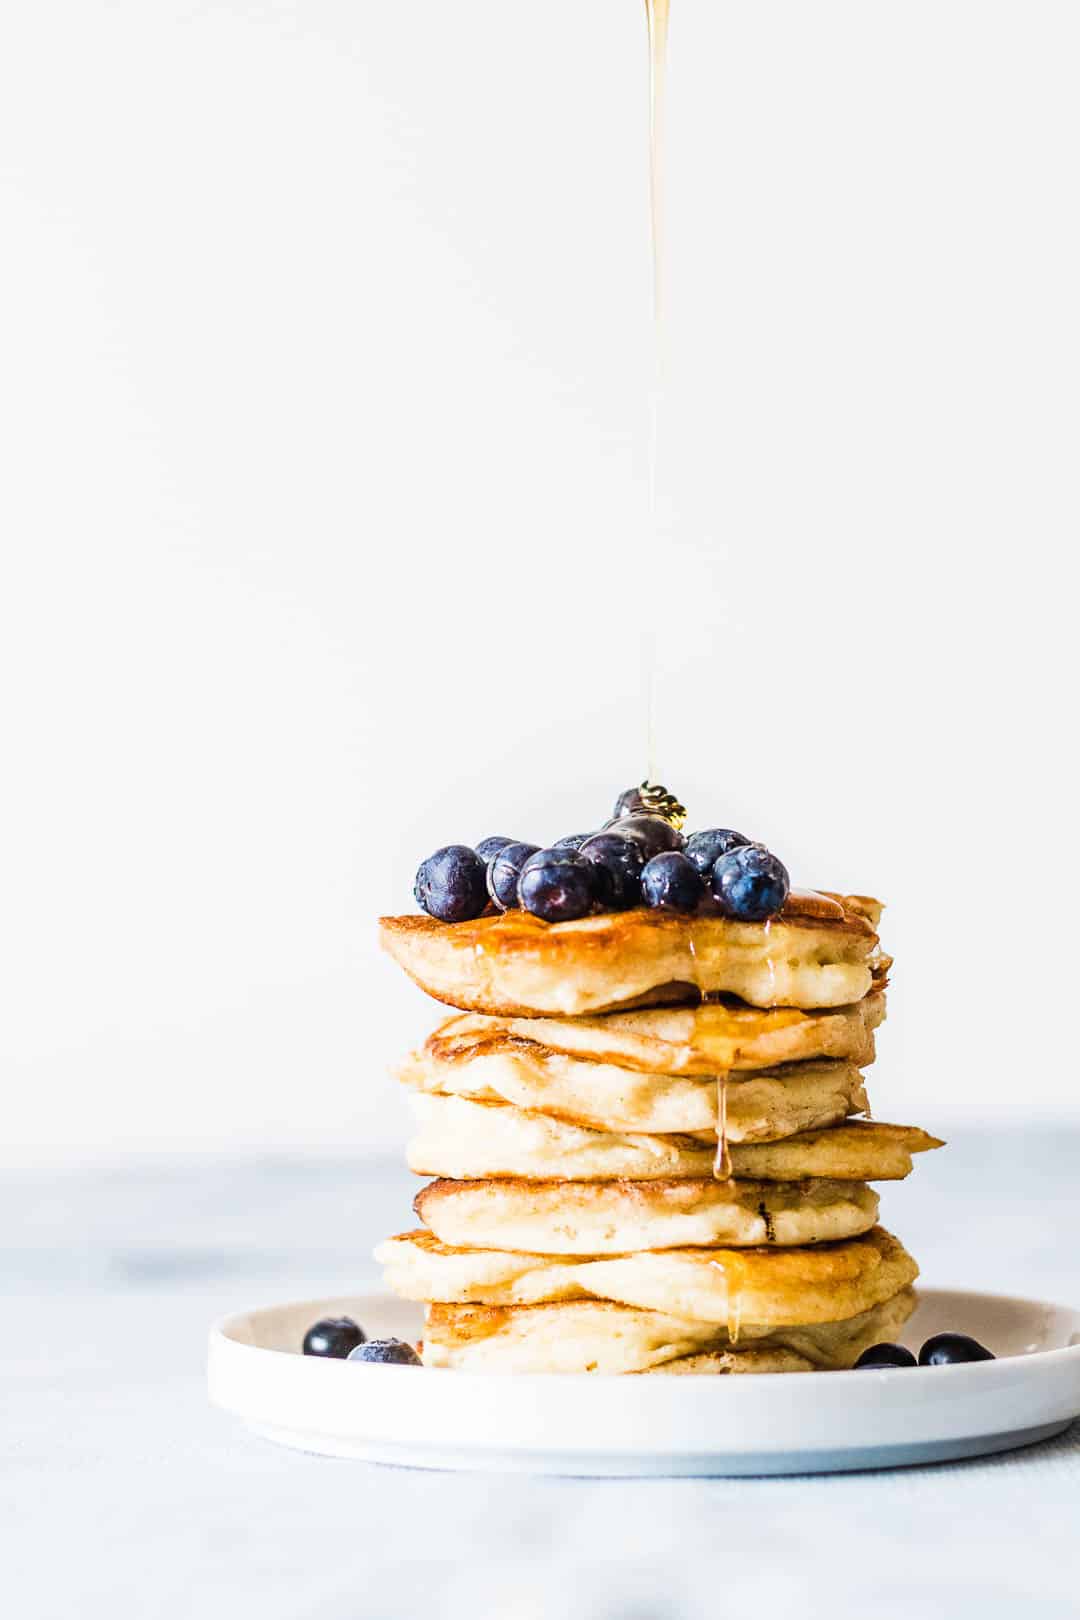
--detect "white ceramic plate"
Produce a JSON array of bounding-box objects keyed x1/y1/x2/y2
[{"x1": 208, "y1": 1286, "x2": 1080, "y2": 1476}]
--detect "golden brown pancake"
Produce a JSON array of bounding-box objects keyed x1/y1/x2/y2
[
  {"x1": 725, "y1": 1121, "x2": 941, "y2": 1181},
  {"x1": 420, "y1": 1286, "x2": 917, "y2": 1374},
  {"x1": 379, "y1": 1225, "x2": 916, "y2": 1325},
  {"x1": 379, "y1": 895, "x2": 882, "y2": 1017},
  {"x1": 405, "y1": 1094, "x2": 942, "y2": 1182},
  {"x1": 413, "y1": 1174, "x2": 879, "y2": 1254}
]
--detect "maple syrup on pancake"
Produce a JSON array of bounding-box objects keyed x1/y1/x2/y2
[
  {"x1": 685, "y1": 936, "x2": 731, "y2": 1179},
  {"x1": 714, "y1": 1250, "x2": 747, "y2": 1344}
]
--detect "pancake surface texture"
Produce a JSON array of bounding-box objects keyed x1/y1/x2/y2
[
  {"x1": 413, "y1": 1174, "x2": 879, "y2": 1253},
  {"x1": 405, "y1": 1094, "x2": 942, "y2": 1182},
  {"x1": 421, "y1": 1286, "x2": 917, "y2": 1374},
  {"x1": 379, "y1": 894, "x2": 881, "y2": 1016}
]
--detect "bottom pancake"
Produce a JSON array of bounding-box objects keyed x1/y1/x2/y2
[
  {"x1": 421, "y1": 1286, "x2": 917, "y2": 1374},
  {"x1": 378, "y1": 1224, "x2": 916, "y2": 1327}
]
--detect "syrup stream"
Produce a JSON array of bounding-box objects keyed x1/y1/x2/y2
[{"x1": 642, "y1": 0, "x2": 670, "y2": 781}]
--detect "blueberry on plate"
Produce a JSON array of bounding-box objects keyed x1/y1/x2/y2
[
  {"x1": 579, "y1": 832, "x2": 645, "y2": 910},
  {"x1": 711, "y1": 843, "x2": 790, "y2": 922},
  {"x1": 517, "y1": 848, "x2": 598, "y2": 922},
  {"x1": 918, "y1": 1333, "x2": 995, "y2": 1366},
  {"x1": 853, "y1": 1342, "x2": 917, "y2": 1370},
  {"x1": 414, "y1": 845, "x2": 488, "y2": 923},
  {"x1": 552, "y1": 832, "x2": 596, "y2": 851},
  {"x1": 684, "y1": 827, "x2": 749, "y2": 877},
  {"x1": 347, "y1": 1338, "x2": 422, "y2": 1366},
  {"x1": 302, "y1": 1316, "x2": 366, "y2": 1359},
  {"x1": 487, "y1": 841, "x2": 541, "y2": 910},
  {"x1": 610, "y1": 814, "x2": 685, "y2": 859},
  {"x1": 475, "y1": 835, "x2": 516, "y2": 864},
  {"x1": 641, "y1": 851, "x2": 704, "y2": 912}
]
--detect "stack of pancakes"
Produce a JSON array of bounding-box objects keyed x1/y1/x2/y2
[{"x1": 377, "y1": 891, "x2": 941, "y2": 1374}]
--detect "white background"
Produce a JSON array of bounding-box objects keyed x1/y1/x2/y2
[{"x1": 1, "y1": 0, "x2": 1077, "y2": 1163}]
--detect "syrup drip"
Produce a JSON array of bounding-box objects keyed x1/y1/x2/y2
[
  {"x1": 686, "y1": 928, "x2": 734, "y2": 1180},
  {"x1": 713, "y1": 1068, "x2": 731, "y2": 1180},
  {"x1": 689, "y1": 933, "x2": 738, "y2": 1185},
  {"x1": 718, "y1": 1252, "x2": 747, "y2": 1345}
]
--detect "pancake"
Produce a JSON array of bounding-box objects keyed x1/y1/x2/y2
[
  {"x1": 413, "y1": 1174, "x2": 879, "y2": 1253},
  {"x1": 379, "y1": 894, "x2": 882, "y2": 1017},
  {"x1": 405, "y1": 1094, "x2": 943, "y2": 1182},
  {"x1": 401, "y1": 1026, "x2": 870, "y2": 1139},
  {"x1": 378, "y1": 1225, "x2": 917, "y2": 1325},
  {"x1": 420, "y1": 1287, "x2": 917, "y2": 1374},
  {"x1": 469, "y1": 990, "x2": 886, "y2": 1078},
  {"x1": 722, "y1": 1121, "x2": 942, "y2": 1181}
]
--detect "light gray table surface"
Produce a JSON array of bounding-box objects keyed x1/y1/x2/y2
[{"x1": 4, "y1": 1129, "x2": 1079, "y2": 1620}]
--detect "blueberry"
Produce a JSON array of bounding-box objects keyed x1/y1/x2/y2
[
  {"x1": 487, "y1": 841, "x2": 541, "y2": 910},
  {"x1": 854, "y1": 1342, "x2": 917, "y2": 1370},
  {"x1": 475, "y1": 836, "x2": 515, "y2": 864},
  {"x1": 553, "y1": 832, "x2": 596, "y2": 851},
  {"x1": 641, "y1": 851, "x2": 704, "y2": 912},
  {"x1": 579, "y1": 832, "x2": 645, "y2": 910},
  {"x1": 414, "y1": 845, "x2": 488, "y2": 923},
  {"x1": 517, "y1": 848, "x2": 598, "y2": 922},
  {"x1": 347, "y1": 1338, "x2": 422, "y2": 1366},
  {"x1": 711, "y1": 843, "x2": 790, "y2": 922},
  {"x1": 918, "y1": 1333, "x2": 995, "y2": 1367},
  {"x1": 684, "y1": 828, "x2": 750, "y2": 877},
  {"x1": 302, "y1": 1316, "x2": 366, "y2": 1359},
  {"x1": 609, "y1": 814, "x2": 686, "y2": 859}
]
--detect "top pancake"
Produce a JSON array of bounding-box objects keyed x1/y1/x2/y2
[{"x1": 380, "y1": 891, "x2": 883, "y2": 1017}]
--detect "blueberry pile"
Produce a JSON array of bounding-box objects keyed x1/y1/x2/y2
[
  {"x1": 302, "y1": 1315, "x2": 421, "y2": 1365},
  {"x1": 412, "y1": 784, "x2": 790, "y2": 926},
  {"x1": 854, "y1": 1332, "x2": 995, "y2": 1370}
]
